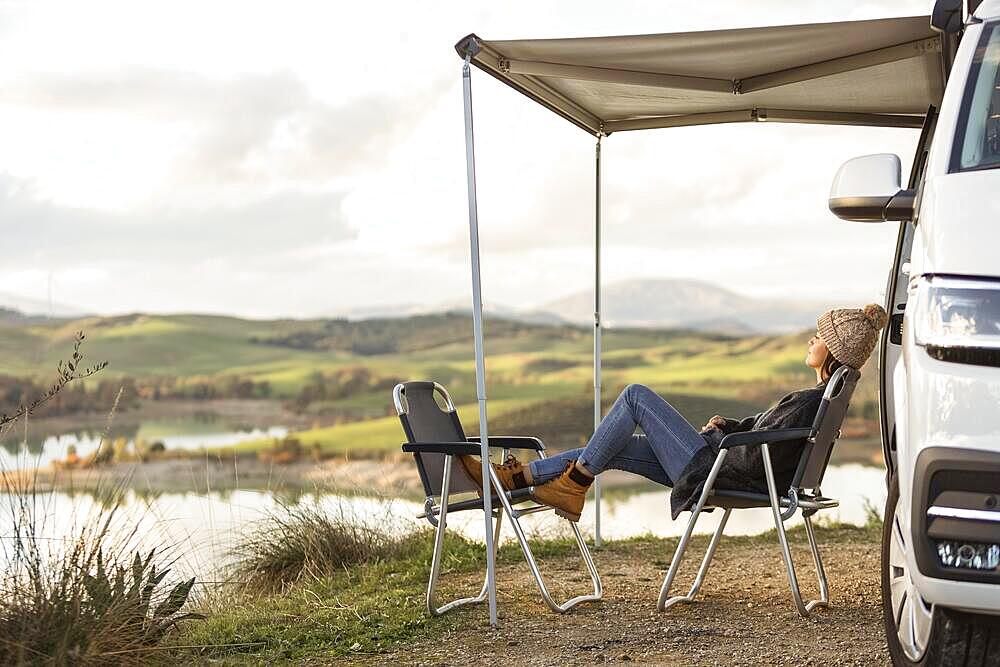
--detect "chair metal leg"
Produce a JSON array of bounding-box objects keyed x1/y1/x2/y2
[
  {"x1": 761, "y1": 444, "x2": 828, "y2": 617},
  {"x1": 426, "y1": 455, "x2": 504, "y2": 616},
  {"x1": 489, "y1": 464, "x2": 602, "y2": 614},
  {"x1": 802, "y1": 514, "x2": 830, "y2": 612},
  {"x1": 658, "y1": 449, "x2": 729, "y2": 611},
  {"x1": 691, "y1": 508, "x2": 730, "y2": 593}
]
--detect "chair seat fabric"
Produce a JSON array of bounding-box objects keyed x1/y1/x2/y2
[
  {"x1": 425, "y1": 487, "x2": 536, "y2": 516},
  {"x1": 705, "y1": 488, "x2": 836, "y2": 509}
]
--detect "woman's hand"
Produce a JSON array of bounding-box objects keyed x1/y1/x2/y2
[{"x1": 702, "y1": 415, "x2": 728, "y2": 431}]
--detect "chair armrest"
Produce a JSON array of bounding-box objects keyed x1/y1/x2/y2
[
  {"x1": 719, "y1": 428, "x2": 813, "y2": 450},
  {"x1": 401, "y1": 442, "x2": 482, "y2": 455},
  {"x1": 466, "y1": 435, "x2": 546, "y2": 451}
]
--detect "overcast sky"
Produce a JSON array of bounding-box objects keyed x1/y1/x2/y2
[{"x1": 0, "y1": 0, "x2": 933, "y2": 319}]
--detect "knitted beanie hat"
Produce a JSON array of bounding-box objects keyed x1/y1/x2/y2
[{"x1": 816, "y1": 303, "x2": 889, "y2": 369}]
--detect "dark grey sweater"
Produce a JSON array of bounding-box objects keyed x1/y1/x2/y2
[{"x1": 669, "y1": 381, "x2": 827, "y2": 519}]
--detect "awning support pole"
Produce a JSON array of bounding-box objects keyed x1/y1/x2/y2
[
  {"x1": 462, "y1": 47, "x2": 498, "y2": 627},
  {"x1": 593, "y1": 130, "x2": 603, "y2": 548}
]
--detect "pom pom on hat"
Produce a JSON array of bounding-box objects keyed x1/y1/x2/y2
[{"x1": 863, "y1": 303, "x2": 889, "y2": 330}]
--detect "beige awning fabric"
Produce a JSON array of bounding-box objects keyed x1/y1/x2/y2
[{"x1": 455, "y1": 15, "x2": 945, "y2": 134}]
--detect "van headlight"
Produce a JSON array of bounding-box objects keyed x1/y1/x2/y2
[{"x1": 909, "y1": 276, "x2": 1000, "y2": 367}]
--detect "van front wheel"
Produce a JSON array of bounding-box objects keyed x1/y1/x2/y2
[{"x1": 883, "y1": 474, "x2": 934, "y2": 664}]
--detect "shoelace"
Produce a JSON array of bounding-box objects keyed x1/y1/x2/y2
[{"x1": 499, "y1": 455, "x2": 521, "y2": 470}]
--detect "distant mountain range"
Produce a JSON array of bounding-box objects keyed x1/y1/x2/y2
[
  {"x1": 0, "y1": 291, "x2": 88, "y2": 319},
  {"x1": 343, "y1": 300, "x2": 567, "y2": 327},
  {"x1": 538, "y1": 279, "x2": 831, "y2": 333},
  {"x1": 0, "y1": 279, "x2": 832, "y2": 334},
  {"x1": 345, "y1": 278, "x2": 830, "y2": 334}
]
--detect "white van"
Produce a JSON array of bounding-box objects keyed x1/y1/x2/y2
[{"x1": 830, "y1": 1, "x2": 1000, "y2": 663}]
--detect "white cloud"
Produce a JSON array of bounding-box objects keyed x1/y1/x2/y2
[{"x1": 0, "y1": 0, "x2": 935, "y2": 317}]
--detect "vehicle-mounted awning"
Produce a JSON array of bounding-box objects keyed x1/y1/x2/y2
[
  {"x1": 452, "y1": 14, "x2": 950, "y2": 626},
  {"x1": 455, "y1": 15, "x2": 946, "y2": 134}
]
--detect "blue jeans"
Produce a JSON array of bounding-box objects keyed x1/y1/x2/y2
[{"x1": 528, "y1": 384, "x2": 707, "y2": 487}]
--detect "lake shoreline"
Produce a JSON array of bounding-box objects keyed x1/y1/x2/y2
[
  {"x1": 5, "y1": 439, "x2": 883, "y2": 497},
  {"x1": 3, "y1": 398, "x2": 316, "y2": 439},
  {"x1": 4, "y1": 454, "x2": 421, "y2": 496},
  {"x1": 3, "y1": 454, "x2": 662, "y2": 498}
]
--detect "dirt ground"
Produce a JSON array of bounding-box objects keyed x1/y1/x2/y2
[{"x1": 365, "y1": 528, "x2": 888, "y2": 666}]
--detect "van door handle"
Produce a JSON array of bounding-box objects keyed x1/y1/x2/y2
[{"x1": 889, "y1": 313, "x2": 904, "y2": 345}]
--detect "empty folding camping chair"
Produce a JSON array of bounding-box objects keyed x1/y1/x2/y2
[
  {"x1": 393, "y1": 381, "x2": 602, "y2": 615},
  {"x1": 658, "y1": 365, "x2": 861, "y2": 616}
]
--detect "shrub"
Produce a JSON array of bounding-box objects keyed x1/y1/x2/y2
[
  {"x1": 230, "y1": 501, "x2": 411, "y2": 593},
  {"x1": 287, "y1": 367, "x2": 401, "y2": 413},
  {"x1": 0, "y1": 482, "x2": 203, "y2": 665},
  {"x1": 0, "y1": 335, "x2": 201, "y2": 664},
  {"x1": 256, "y1": 436, "x2": 305, "y2": 464}
]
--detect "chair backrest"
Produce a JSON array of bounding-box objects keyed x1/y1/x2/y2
[
  {"x1": 394, "y1": 381, "x2": 478, "y2": 497},
  {"x1": 791, "y1": 365, "x2": 862, "y2": 490}
]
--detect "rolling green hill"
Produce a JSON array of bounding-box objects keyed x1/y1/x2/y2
[
  {"x1": 0, "y1": 311, "x2": 880, "y2": 456},
  {"x1": 0, "y1": 312, "x2": 757, "y2": 398}
]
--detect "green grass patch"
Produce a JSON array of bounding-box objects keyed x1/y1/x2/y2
[
  {"x1": 174, "y1": 521, "x2": 879, "y2": 664},
  {"x1": 226, "y1": 397, "x2": 546, "y2": 455},
  {"x1": 175, "y1": 505, "x2": 581, "y2": 664}
]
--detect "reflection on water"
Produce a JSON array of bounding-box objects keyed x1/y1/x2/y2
[
  {"x1": 0, "y1": 464, "x2": 886, "y2": 579},
  {"x1": 0, "y1": 417, "x2": 288, "y2": 470},
  {"x1": 582, "y1": 463, "x2": 885, "y2": 539},
  {"x1": 441, "y1": 464, "x2": 885, "y2": 543}
]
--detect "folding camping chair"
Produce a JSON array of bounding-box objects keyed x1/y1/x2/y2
[
  {"x1": 657, "y1": 365, "x2": 861, "y2": 617},
  {"x1": 393, "y1": 381, "x2": 603, "y2": 615}
]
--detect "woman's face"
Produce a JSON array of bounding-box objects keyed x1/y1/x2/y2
[{"x1": 806, "y1": 331, "x2": 830, "y2": 370}]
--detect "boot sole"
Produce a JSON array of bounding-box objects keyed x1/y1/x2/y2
[{"x1": 553, "y1": 507, "x2": 582, "y2": 522}]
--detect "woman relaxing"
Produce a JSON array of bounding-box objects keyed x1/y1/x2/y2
[{"x1": 461, "y1": 304, "x2": 888, "y2": 522}]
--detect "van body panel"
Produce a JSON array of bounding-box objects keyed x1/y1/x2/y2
[
  {"x1": 912, "y1": 171, "x2": 1000, "y2": 277},
  {"x1": 890, "y1": 10, "x2": 1000, "y2": 637},
  {"x1": 975, "y1": 0, "x2": 1000, "y2": 20},
  {"x1": 901, "y1": 342, "x2": 1000, "y2": 610},
  {"x1": 903, "y1": 339, "x2": 1000, "y2": 461},
  {"x1": 898, "y1": 317, "x2": 1000, "y2": 521},
  {"x1": 909, "y1": 568, "x2": 1000, "y2": 614}
]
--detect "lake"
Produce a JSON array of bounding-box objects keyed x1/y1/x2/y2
[
  {"x1": 0, "y1": 414, "x2": 289, "y2": 470},
  {"x1": 0, "y1": 463, "x2": 886, "y2": 580}
]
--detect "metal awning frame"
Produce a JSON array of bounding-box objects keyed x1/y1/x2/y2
[
  {"x1": 455, "y1": 18, "x2": 946, "y2": 628},
  {"x1": 456, "y1": 33, "x2": 939, "y2": 134}
]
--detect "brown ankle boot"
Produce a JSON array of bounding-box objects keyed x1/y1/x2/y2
[
  {"x1": 531, "y1": 461, "x2": 593, "y2": 522},
  {"x1": 458, "y1": 454, "x2": 529, "y2": 493}
]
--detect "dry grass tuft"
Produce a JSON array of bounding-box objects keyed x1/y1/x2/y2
[
  {"x1": 0, "y1": 478, "x2": 203, "y2": 666},
  {"x1": 230, "y1": 499, "x2": 413, "y2": 594}
]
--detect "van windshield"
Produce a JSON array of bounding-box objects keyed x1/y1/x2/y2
[{"x1": 952, "y1": 21, "x2": 1000, "y2": 172}]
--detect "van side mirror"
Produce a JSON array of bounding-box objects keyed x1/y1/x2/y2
[
  {"x1": 828, "y1": 154, "x2": 915, "y2": 223},
  {"x1": 931, "y1": 0, "x2": 963, "y2": 34}
]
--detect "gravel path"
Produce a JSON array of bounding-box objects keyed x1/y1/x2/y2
[{"x1": 369, "y1": 526, "x2": 888, "y2": 666}]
